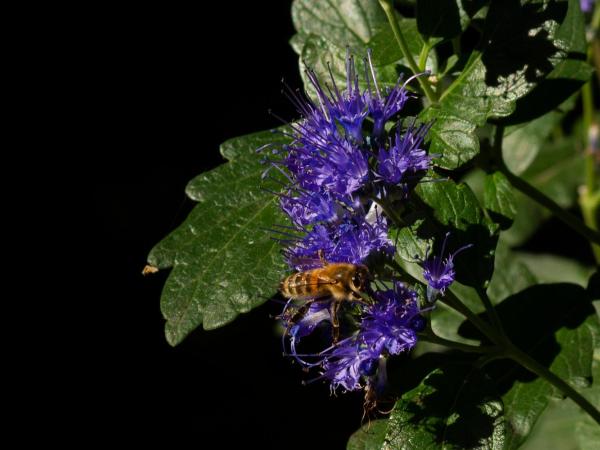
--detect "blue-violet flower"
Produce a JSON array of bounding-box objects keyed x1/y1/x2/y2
[{"x1": 422, "y1": 233, "x2": 473, "y2": 301}]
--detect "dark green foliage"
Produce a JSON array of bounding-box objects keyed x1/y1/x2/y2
[
  {"x1": 148, "y1": 0, "x2": 598, "y2": 447},
  {"x1": 384, "y1": 365, "x2": 506, "y2": 449}
]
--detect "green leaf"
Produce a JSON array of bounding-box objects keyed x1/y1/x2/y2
[
  {"x1": 298, "y1": 35, "x2": 400, "y2": 101},
  {"x1": 218, "y1": 129, "x2": 279, "y2": 161},
  {"x1": 433, "y1": 242, "x2": 537, "y2": 344},
  {"x1": 295, "y1": 20, "x2": 436, "y2": 101},
  {"x1": 368, "y1": 18, "x2": 438, "y2": 72},
  {"x1": 391, "y1": 176, "x2": 495, "y2": 286},
  {"x1": 430, "y1": 297, "x2": 483, "y2": 346},
  {"x1": 502, "y1": 134, "x2": 585, "y2": 246},
  {"x1": 390, "y1": 176, "x2": 500, "y2": 299},
  {"x1": 425, "y1": 0, "x2": 582, "y2": 169},
  {"x1": 416, "y1": 177, "x2": 483, "y2": 230},
  {"x1": 517, "y1": 349, "x2": 600, "y2": 450},
  {"x1": 503, "y1": 93, "x2": 578, "y2": 175},
  {"x1": 147, "y1": 129, "x2": 289, "y2": 345},
  {"x1": 424, "y1": 271, "x2": 597, "y2": 449},
  {"x1": 384, "y1": 365, "x2": 505, "y2": 449},
  {"x1": 575, "y1": 386, "x2": 600, "y2": 450},
  {"x1": 465, "y1": 94, "x2": 579, "y2": 243},
  {"x1": 390, "y1": 218, "x2": 430, "y2": 263},
  {"x1": 291, "y1": 0, "x2": 435, "y2": 68},
  {"x1": 518, "y1": 372, "x2": 600, "y2": 450},
  {"x1": 484, "y1": 171, "x2": 517, "y2": 229},
  {"x1": 416, "y1": 177, "x2": 497, "y2": 288},
  {"x1": 347, "y1": 420, "x2": 388, "y2": 450},
  {"x1": 487, "y1": 244, "x2": 539, "y2": 303},
  {"x1": 421, "y1": 106, "x2": 480, "y2": 170},
  {"x1": 424, "y1": 264, "x2": 597, "y2": 450},
  {"x1": 478, "y1": 284, "x2": 600, "y2": 449},
  {"x1": 512, "y1": 251, "x2": 595, "y2": 287},
  {"x1": 291, "y1": 0, "x2": 440, "y2": 101},
  {"x1": 501, "y1": 0, "x2": 591, "y2": 125},
  {"x1": 502, "y1": 59, "x2": 592, "y2": 125},
  {"x1": 291, "y1": 0, "x2": 386, "y2": 49},
  {"x1": 416, "y1": 0, "x2": 487, "y2": 41}
]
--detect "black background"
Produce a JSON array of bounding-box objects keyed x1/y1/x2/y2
[
  {"x1": 96, "y1": 2, "x2": 365, "y2": 448},
  {"x1": 95, "y1": 2, "x2": 595, "y2": 447}
]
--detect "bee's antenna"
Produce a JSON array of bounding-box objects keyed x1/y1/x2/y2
[
  {"x1": 268, "y1": 297, "x2": 288, "y2": 306},
  {"x1": 279, "y1": 297, "x2": 296, "y2": 356}
]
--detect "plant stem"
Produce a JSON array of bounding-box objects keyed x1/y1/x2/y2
[
  {"x1": 475, "y1": 286, "x2": 505, "y2": 335},
  {"x1": 474, "y1": 353, "x2": 505, "y2": 369},
  {"x1": 371, "y1": 196, "x2": 405, "y2": 227},
  {"x1": 442, "y1": 290, "x2": 600, "y2": 424},
  {"x1": 582, "y1": 82, "x2": 596, "y2": 194},
  {"x1": 506, "y1": 343, "x2": 600, "y2": 425},
  {"x1": 417, "y1": 43, "x2": 431, "y2": 72},
  {"x1": 378, "y1": 0, "x2": 438, "y2": 104},
  {"x1": 593, "y1": 6, "x2": 600, "y2": 83},
  {"x1": 389, "y1": 244, "x2": 600, "y2": 423},
  {"x1": 500, "y1": 164, "x2": 600, "y2": 244},
  {"x1": 441, "y1": 291, "x2": 506, "y2": 345},
  {"x1": 451, "y1": 37, "x2": 461, "y2": 56},
  {"x1": 579, "y1": 189, "x2": 600, "y2": 262},
  {"x1": 419, "y1": 331, "x2": 498, "y2": 354},
  {"x1": 386, "y1": 257, "x2": 505, "y2": 345},
  {"x1": 579, "y1": 26, "x2": 600, "y2": 262},
  {"x1": 386, "y1": 258, "x2": 420, "y2": 285},
  {"x1": 388, "y1": 258, "x2": 600, "y2": 423},
  {"x1": 492, "y1": 126, "x2": 600, "y2": 245}
]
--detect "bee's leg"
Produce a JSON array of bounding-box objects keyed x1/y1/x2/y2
[
  {"x1": 330, "y1": 300, "x2": 341, "y2": 344},
  {"x1": 290, "y1": 298, "x2": 316, "y2": 326},
  {"x1": 350, "y1": 291, "x2": 371, "y2": 306},
  {"x1": 318, "y1": 249, "x2": 328, "y2": 267},
  {"x1": 361, "y1": 384, "x2": 377, "y2": 429}
]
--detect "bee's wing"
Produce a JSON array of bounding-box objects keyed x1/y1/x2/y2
[{"x1": 288, "y1": 255, "x2": 323, "y2": 271}]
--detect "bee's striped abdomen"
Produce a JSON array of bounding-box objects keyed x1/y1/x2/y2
[
  {"x1": 280, "y1": 269, "x2": 323, "y2": 299},
  {"x1": 279, "y1": 272, "x2": 296, "y2": 298},
  {"x1": 288, "y1": 272, "x2": 301, "y2": 296},
  {"x1": 304, "y1": 270, "x2": 318, "y2": 297}
]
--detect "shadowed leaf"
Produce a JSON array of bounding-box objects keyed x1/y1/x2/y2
[
  {"x1": 424, "y1": 0, "x2": 585, "y2": 169},
  {"x1": 484, "y1": 171, "x2": 517, "y2": 229},
  {"x1": 459, "y1": 284, "x2": 600, "y2": 448},
  {"x1": 384, "y1": 365, "x2": 505, "y2": 449},
  {"x1": 416, "y1": 176, "x2": 498, "y2": 288}
]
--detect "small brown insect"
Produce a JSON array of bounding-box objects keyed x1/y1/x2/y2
[
  {"x1": 362, "y1": 383, "x2": 395, "y2": 426},
  {"x1": 142, "y1": 264, "x2": 159, "y2": 276},
  {"x1": 279, "y1": 256, "x2": 371, "y2": 342},
  {"x1": 362, "y1": 383, "x2": 379, "y2": 426}
]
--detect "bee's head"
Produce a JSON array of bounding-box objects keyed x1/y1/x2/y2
[{"x1": 350, "y1": 265, "x2": 372, "y2": 293}]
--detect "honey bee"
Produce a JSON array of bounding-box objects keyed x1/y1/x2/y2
[{"x1": 279, "y1": 258, "x2": 372, "y2": 342}]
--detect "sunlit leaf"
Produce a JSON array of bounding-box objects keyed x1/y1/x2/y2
[{"x1": 148, "y1": 130, "x2": 289, "y2": 345}]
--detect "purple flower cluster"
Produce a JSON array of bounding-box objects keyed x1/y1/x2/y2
[
  {"x1": 285, "y1": 282, "x2": 424, "y2": 393},
  {"x1": 284, "y1": 214, "x2": 393, "y2": 271},
  {"x1": 267, "y1": 50, "x2": 433, "y2": 269},
  {"x1": 269, "y1": 50, "x2": 469, "y2": 394},
  {"x1": 321, "y1": 282, "x2": 424, "y2": 392}
]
